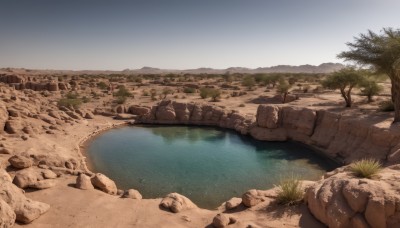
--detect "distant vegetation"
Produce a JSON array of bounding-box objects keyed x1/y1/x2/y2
[{"x1": 58, "y1": 92, "x2": 83, "y2": 109}]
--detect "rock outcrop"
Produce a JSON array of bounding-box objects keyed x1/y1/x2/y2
[
  {"x1": 136, "y1": 100, "x2": 253, "y2": 135},
  {"x1": 0, "y1": 175, "x2": 50, "y2": 224},
  {"x1": 0, "y1": 199, "x2": 15, "y2": 228},
  {"x1": 306, "y1": 165, "x2": 400, "y2": 228},
  {"x1": 132, "y1": 101, "x2": 400, "y2": 164}
]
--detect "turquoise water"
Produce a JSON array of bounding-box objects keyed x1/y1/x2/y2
[{"x1": 86, "y1": 125, "x2": 337, "y2": 209}]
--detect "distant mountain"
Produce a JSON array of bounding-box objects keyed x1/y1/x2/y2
[
  {"x1": 124, "y1": 62, "x2": 345, "y2": 74},
  {"x1": 1, "y1": 63, "x2": 345, "y2": 75}
]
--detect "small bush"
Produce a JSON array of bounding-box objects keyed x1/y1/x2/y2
[
  {"x1": 275, "y1": 176, "x2": 303, "y2": 205},
  {"x1": 58, "y1": 98, "x2": 82, "y2": 109},
  {"x1": 183, "y1": 87, "x2": 196, "y2": 93},
  {"x1": 350, "y1": 159, "x2": 382, "y2": 178},
  {"x1": 379, "y1": 100, "x2": 395, "y2": 112},
  {"x1": 115, "y1": 96, "x2": 127, "y2": 104},
  {"x1": 97, "y1": 81, "x2": 108, "y2": 90}
]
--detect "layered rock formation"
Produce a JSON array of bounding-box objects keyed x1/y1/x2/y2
[
  {"x1": 131, "y1": 101, "x2": 400, "y2": 165},
  {"x1": 306, "y1": 165, "x2": 400, "y2": 228}
]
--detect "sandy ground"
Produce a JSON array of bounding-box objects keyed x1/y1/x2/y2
[{"x1": 14, "y1": 176, "x2": 324, "y2": 228}]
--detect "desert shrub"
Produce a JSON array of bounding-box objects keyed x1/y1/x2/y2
[
  {"x1": 242, "y1": 76, "x2": 256, "y2": 90},
  {"x1": 350, "y1": 159, "x2": 382, "y2": 178},
  {"x1": 65, "y1": 92, "x2": 79, "y2": 99},
  {"x1": 183, "y1": 87, "x2": 196, "y2": 93},
  {"x1": 82, "y1": 96, "x2": 91, "y2": 103},
  {"x1": 97, "y1": 81, "x2": 108, "y2": 90},
  {"x1": 162, "y1": 87, "x2": 174, "y2": 99},
  {"x1": 115, "y1": 96, "x2": 127, "y2": 104},
  {"x1": 200, "y1": 88, "x2": 210, "y2": 99},
  {"x1": 58, "y1": 98, "x2": 82, "y2": 109},
  {"x1": 114, "y1": 86, "x2": 131, "y2": 97},
  {"x1": 379, "y1": 100, "x2": 395, "y2": 112},
  {"x1": 199, "y1": 88, "x2": 221, "y2": 101},
  {"x1": 239, "y1": 104, "x2": 245, "y2": 107},
  {"x1": 275, "y1": 176, "x2": 303, "y2": 205}
]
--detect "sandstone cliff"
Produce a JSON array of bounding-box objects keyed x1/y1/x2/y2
[{"x1": 132, "y1": 101, "x2": 400, "y2": 165}]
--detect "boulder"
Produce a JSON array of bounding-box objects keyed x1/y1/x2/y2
[
  {"x1": 41, "y1": 170, "x2": 57, "y2": 179},
  {"x1": 160, "y1": 193, "x2": 197, "y2": 213},
  {"x1": 5, "y1": 120, "x2": 22, "y2": 134},
  {"x1": 8, "y1": 155, "x2": 33, "y2": 169},
  {"x1": 122, "y1": 189, "x2": 142, "y2": 199},
  {"x1": 225, "y1": 197, "x2": 242, "y2": 210},
  {"x1": 128, "y1": 105, "x2": 150, "y2": 116},
  {"x1": 76, "y1": 173, "x2": 94, "y2": 190},
  {"x1": 0, "y1": 199, "x2": 15, "y2": 228},
  {"x1": 242, "y1": 189, "x2": 267, "y2": 207},
  {"x1": 212, "y1": 213, "x2": 230, "y2": 228},
  {"x1": 0, "y1": 181, "x2": 50, "y2": 224},
  {"x1": 91, "y1": 173, "x2": 117, "y2": 194},
  {"x1": 13, "y1": 168, "x2": 43, "y2": 189}
]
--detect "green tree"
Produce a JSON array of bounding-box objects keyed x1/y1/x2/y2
[
  {"x1": 277, "y1": 80, "x2": 292, "y2": 103},
  {"x1": 338, "y1": 28, "x2": 400, "y2": 121},
  {"x1": 209, "y1": 89, "x2": 221, "y2": 102},
  {"x1": 360, "y1": 78, "x2": 383, "y2": 103},
  {"x1": 322, "y1": 68, "x2": 365, "y2": 107},
  {"x1": 242, "y1": 76, "x2": 256, "y2": 90},
  {"x1": 265, "y1": 74, "x2": 283, "y2": 88}
]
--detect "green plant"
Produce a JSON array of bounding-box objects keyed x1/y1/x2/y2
[
  {"x1": 58, "y1": 98, "x2": 82, "y2": 109},
  {"x1": 97, "y1": 81, "x2": 108, "y2": 90},
  {"x1": 115, "y1": 96, "x2": 127, "y2": 104},
  {"x1": 338, "y1": 28, "x2": 400, "y2": 122},
  {"x1": 275, "y1": 176, "x2": 303, "y2": 205},
  {"x1": 200, "y1": 87, "x2": 210, "y2": 99},
  {"x1": 322, "y1": 68, "x2": 365, "y2": 107},
  {"x1": 183, "y1": 87, "x2": 196, "y2": 93},
  {"x1": 242, "y1": 76, "x2": 256, "y2": 90},
  {"x1": 350, "y1": 159, "x2": 382, "y2": 178},
  {"x1": 379, "y1": 100, "x2": 395, "y2": 112},
  {"x1": 360, "y1": 79, "x2": 383, "y2": 102}
]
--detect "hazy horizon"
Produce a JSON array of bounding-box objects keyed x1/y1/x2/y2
[{"x1": 0, "y1": 0, "x2": 399, "y2": 70}]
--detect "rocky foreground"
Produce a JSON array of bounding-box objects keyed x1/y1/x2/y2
[{"x1": 1, "y1": 85, "x2": 400, "y2": 227}]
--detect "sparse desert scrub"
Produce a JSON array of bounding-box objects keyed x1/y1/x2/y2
[
  {"x1": 275, "y1": 176, "x2": 303, "y2": 205},
  {"x1": 379, "y1": 100, "x2": 395, "y2": 112},
  {"x1": 58, "y1": 92, "x2": 83, "y2": 109},
  {"x1": 350, "y1": 159, "x2": 382, "y2": 178}
]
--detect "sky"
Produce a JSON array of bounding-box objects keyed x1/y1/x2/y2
[{"x1": 0, "y1": 0, "x2": 399, "y2": 70}]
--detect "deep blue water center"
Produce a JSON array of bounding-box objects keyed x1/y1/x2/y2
[{"x1": 86, "y1": 125, "x2": 336, "y2": 209}]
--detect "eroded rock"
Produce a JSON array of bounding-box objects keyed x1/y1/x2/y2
[
  {"x1": 160, "y1": 193, "x2": 197, "y2": 213},
  {"x1": 91, "y1": 173, "x2": 117, "y2": 194}
]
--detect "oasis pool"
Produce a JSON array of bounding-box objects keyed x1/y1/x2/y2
[{"x1": 86, "y1": 125, "x2": 336, "y2": 209}]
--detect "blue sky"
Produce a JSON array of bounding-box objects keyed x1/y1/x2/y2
[{"x1": 0, "y1": 0, "x2": 399, "y2": 70}]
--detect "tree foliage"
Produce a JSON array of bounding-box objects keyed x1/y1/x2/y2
[
  {"x1": 338, "y1": 28, "x2": 400, "y2": 120},
  {"x1": 322, "y1": 68, "x2": 365, "y2": 107},
  {"x1": 277, "y1": 79, "x2": 292, "y2": 104}
]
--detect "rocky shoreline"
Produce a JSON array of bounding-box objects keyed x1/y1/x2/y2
[{"x1": 2, "y1": 94, "x2": 400, "y2": 227}]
